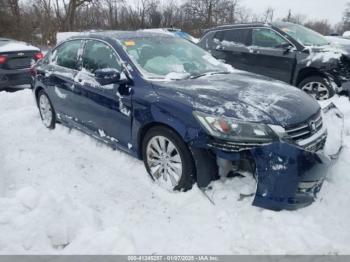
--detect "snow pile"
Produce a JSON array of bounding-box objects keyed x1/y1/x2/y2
[
  {"x1": 0, "y1": 187, "x2": 135, "y2": 253},
  {"x1": 343, "y1": 31, "x2": 350, "y2": 38},
  {"x1": 0, "y1": 89, "x2": 350, "y2": 254}
]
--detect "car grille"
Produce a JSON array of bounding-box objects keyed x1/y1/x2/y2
[
  {"x1": 302, "y1": 133, "x2": 327, "y2": 152},
  {"x1": 208, "y1": 139, "x2": 271, "y2": 152},
  {"x1": 285, "y1": 111, "x2": 323, "y2": 142}
]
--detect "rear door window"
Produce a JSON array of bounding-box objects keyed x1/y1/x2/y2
[
  {"x1": 82, "y1": 40, "x2": 121, "y2": 74},
  {"x1": 252, "y1": 28, "x2": 289, "y2": 48},
  {"x1": 51, "y1": 40, "x2": 83, "y2": 70},
  {"x1": 221, "y1": 29, "x2": 250, "y2": 46}
]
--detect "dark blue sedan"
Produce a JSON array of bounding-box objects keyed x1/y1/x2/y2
[{"x1": 32, "y1": 31, "x2": 330, "y2": 210}]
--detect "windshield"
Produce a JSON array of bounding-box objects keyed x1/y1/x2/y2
[
  {"x1": 274, "y1": 22, "x2": 329, "y2": 47},
  {"x1": 121, "y1": 36, "x2": 229, "y2": 80}
]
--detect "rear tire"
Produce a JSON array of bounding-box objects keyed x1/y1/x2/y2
[
  {"x1": 37, "y1": 90, "x2": 56, "y2": 129},
  {"x1": 298, "y1": 76, "x2": 335, "y2": 100},
  {"x1": 142, "y1": 126, "x2": 195, "y2": 191}
]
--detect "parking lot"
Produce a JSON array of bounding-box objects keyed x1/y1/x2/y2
[{"x1": 0, "y1": 88, "x2": 350, "y2": 254}]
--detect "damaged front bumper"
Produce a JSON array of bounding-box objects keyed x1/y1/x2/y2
[
  {"x1": 250, "y1": 142, "x2": 330, "y2": 210},
  {"x1": 210, "y1": 126, "x2": 332, "y2": 211}
]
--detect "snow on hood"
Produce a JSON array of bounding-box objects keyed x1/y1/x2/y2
[
  {"x1": 0, "y1": 41, "x2": 39, "y2": 53},
  {"x1": 153, "y1": 71, "x2": 320, "y2": 127},
  {"x1": 303, "y1": 45, "x2": 346, "y2": 66},
  {"x1": 325, "y1": 36, "x2": 350, "y2": 46}
]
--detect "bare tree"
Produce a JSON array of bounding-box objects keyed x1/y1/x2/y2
[
  {"x1": 54, "y1": 0, "x2": 96, "y2": 31},
  {"x1": 283, "y1": 10, "x2": 306, "y2": 24},
  {"x1": 262, "y1": 7, "x2": 274, "y2": 23},
  {"x1": 304, "y1": 19, "x2": 332, "y2": 35},
  {"x1": 104, "y1": 0, "x2": 125, "y2": 28},
  {"x1": 342, "y1": 2, "x2": 350, "y2": 32}
]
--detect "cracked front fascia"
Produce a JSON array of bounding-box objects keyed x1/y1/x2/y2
[{"x1": 250, "y1": 142, "x2": 331, "y2": 210}]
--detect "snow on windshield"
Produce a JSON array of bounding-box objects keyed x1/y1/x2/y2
[
  {"x1": 276, "y1": 23, "x2": 329, "y2": 47},
  {"x1": 121, "y1": 36, "x2": 229, "y2": 80}
]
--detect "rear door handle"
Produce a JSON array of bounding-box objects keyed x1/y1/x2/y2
[{"x1": 250, "y1": 48, "x2": 260, "y2": 54}]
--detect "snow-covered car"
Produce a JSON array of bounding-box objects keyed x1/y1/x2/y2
[
  {"x1": 0, "y1": 38, "x2": 43, "y2": 90},
  {"x1": 32, "y1": 31, "x2": 330, "y2": 210},
  {"x1": 199, "y1": 22, "x2": 350, "y2": 100}
]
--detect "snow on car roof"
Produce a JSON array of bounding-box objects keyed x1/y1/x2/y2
[
  {"x1": 0, "y1": 39, "x2": 39, "y2": 53},
  {"x1": 67, "y1": 30, "x2": 176, "y2": 41}
]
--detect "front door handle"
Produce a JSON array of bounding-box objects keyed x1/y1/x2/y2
[{"x1": 216, "y1": 45, "x2": 224, "y2": 50}]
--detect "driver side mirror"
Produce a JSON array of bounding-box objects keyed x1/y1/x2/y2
[
  {"x1": 278, "y1": 43, "x2": 294, "y2": 54},
  {"x1": 95, "y1": 68, "x2": 121, "y2": 86}
]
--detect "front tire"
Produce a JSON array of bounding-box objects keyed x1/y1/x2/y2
[
  {"x1": 37, "y1": 90, "x2": 56, "y2": 129},
  {"x1": 142, "y1": 126, "x2": 195, "y2": 191},
  {"x1": 298, "y1": 76, "x2": 335, "y2": 100}
]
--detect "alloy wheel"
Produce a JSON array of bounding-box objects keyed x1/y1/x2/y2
[
  {"x1": 301, "y1": 81, "x2": 330, "y2": 101},
  {"x1": 39, "y1": 94, "x2": 53, "y2": 127},
  {"x1": 146, "y1": 135, "x2": 183, "y2": 190}
]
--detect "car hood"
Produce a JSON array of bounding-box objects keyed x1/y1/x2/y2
[
  {"x1": 304, "y1": 45, "x2": 349, "y2": 62},
  {"x1": 152, "y1": 71, "x2": 320, "y2": 127}
]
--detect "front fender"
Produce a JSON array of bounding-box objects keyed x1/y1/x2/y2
[{"x1": 132, "y1": 97, "x2": 201, "y2": 159}]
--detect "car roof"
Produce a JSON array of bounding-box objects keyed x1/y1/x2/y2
[
  {"x1": 205, "y1": 23, "x2": 271, "y2": 32},
  {"x1": 204, "y1": 22, "x2": 300, "y2": 33},
  {"x1": 68, "y1": 30, "x2": 175, "y2": 41}
]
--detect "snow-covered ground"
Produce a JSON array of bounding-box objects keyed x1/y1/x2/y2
[{"x1": 0, "y1": 89, "x2": 350, "y2": 254}]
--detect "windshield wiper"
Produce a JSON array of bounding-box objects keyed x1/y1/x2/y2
[{"x1": 190, "y1": 71, "x2": 230, "y2": 79}]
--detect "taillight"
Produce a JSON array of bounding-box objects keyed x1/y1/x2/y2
[
  {"x1": 0, "y1": 55, "x2": 7, "y2": 64},
  {"x1": 34, "y1": 52, "x2": 44, "y2": 60}
]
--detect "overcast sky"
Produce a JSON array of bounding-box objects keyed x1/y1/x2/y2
[{"x1": 242, "y1": 0, "x2": 348, "y2": 25}]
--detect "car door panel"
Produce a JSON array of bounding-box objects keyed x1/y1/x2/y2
[
  {"x1": 245, "y1": 47, "x2": 296, "y2": 83},
  {"x1": 41, "y1": 40, "x2": 84, "y2": 120},
  {"x1": 210, "y1": 29, "x2": 251, "y2": 71},
  {"x1": 46, "y1": 65, "x2": 78, "y2": 120},
  {"x1": 72, "y1": 71, "x2": 132, "y2": 148},
  {"x1": 70, "y1": 40, "x2": 132, "y2": 149},
  {"x1": 244, "y1": 28, "x2": 297, "y2": 83}
]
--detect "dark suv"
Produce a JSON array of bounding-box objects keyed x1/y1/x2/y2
[{"x1": 199, "y1": 22, "x2": 350, "y2": 100}]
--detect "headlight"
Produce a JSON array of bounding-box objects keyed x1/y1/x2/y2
[{"x1": 193, "y1": 111, "x2": 278, "y2": 143}]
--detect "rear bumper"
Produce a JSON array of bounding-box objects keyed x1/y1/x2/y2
[{"x1": 0, "y1": 68, "x2": 32, "y2": 89}]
